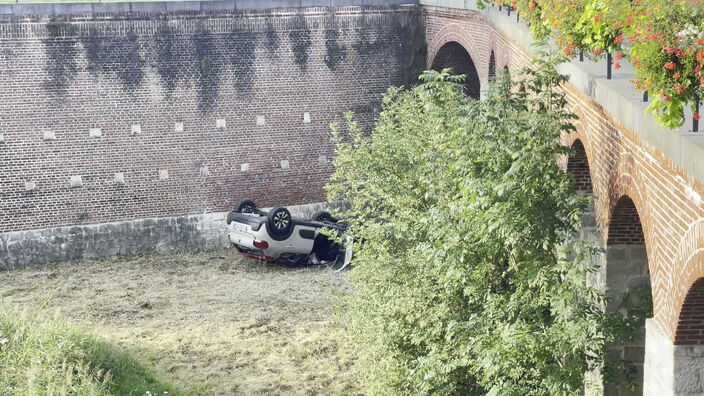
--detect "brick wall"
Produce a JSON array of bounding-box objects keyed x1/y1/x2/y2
[{"x1": 0, "y1": 5, "x2": 425, "y2": 234}]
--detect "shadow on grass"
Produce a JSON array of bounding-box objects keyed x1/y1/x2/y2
[{"x1": 0, "y1": 304, "x2": 179, "y2": 395}]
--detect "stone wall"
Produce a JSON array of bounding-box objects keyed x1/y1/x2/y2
[{"x1": 0, "y1": 200, "x2": 338, "y2": 269}]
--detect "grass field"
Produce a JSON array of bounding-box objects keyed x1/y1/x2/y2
[{"x1": 0, "y1": 250, "x2": 357, "y2": 395}]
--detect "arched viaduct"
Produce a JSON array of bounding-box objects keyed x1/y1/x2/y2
[{"x1": 422, "y1": 3, "x2": 704, "y2": 395}]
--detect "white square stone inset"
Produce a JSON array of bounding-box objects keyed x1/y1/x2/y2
[
  {"x1": 158, "y1": 169, "x2": 169, "y2": 180},
  {"x1": 0, "y1": 133, "x2": 4, "y2": 142},
  {"x1": 303, "y1": 113, "x2": 311, "y2": 123},
  {"x1": 24, "y1": 181, "x2": 35, "y2": 191},
  {"x1": 200, "y1": 165, "x2": 209, "y2": 177},
  {"x1": 318, "y1": 155, "x2": 327, "y2": 165},
  {"x1": 216, "y1": 119, "x2": 226, "y2": 129},
  {"x1": 131, "y1": 124, "x2": 141, "y2": 135},
  {"x1": 43, "y1": 130, "x2": 56, "y2": 140},
  {"x1": 280, "y1": 160, "x2": 290, "y2": 170},
  {"x1": 114, "y1": 172, "x2": 125, "y2": 184},
  {"x1": 89, "y1": 128, "x2": 102, "y2": 138},
  {"x1": 70, "y1": 175, "x2": 82, "y2": 188},
  {"x1": 256, "y1": 116, "x2": 265, "y2": 126},
  {"x1": 240, "y1": 163, "x2": 250, "y2": 172},
  {"x1": 175, "y1": 122, "x2": 184, "y2": 132}
]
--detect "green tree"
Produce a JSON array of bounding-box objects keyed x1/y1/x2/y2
[{"x1": 327, "y1": 53, "x2": 627, "y2": 395}]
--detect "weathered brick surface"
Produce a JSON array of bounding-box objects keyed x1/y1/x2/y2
[
  {"x1": 0, "y1": 6, "x2": 425, "y2": 234},
  {"x1": 423, "y1": 6, "x2": 704, "y2": 342}
]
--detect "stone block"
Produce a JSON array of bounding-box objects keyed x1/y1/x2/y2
[
  {"x1": 216, "y1": 119, "x2": 226, "y2": 129},
  {"x1": 89, "y1": 128, "x2": 102, "y2": 138},
  {"x1": 114, "y1": 172, "x2": 125, "y2": 184},
  {"x1": 129, "y1": 2, "x2": 167, "y2": 12},
  {"x1": 318, "y1": 155, "x2": 327, "y2": 165},
  {"x1": 70, "y1": 175, "x2": 82, "y2": 188},
  {"x1": 43, "y1": 130, "x2": 56, "y2": 140},
  {"x1": 24, "y1": 181, "x2": 35, "y2": 192},
  {"x1": 200, "y1": 165, "x2": 210, "y2": 177},
  {"x1": 158, "y1": 170, "x2": 169, "y2": 180},
  {"x1": 241, "y1": 163, "x2": 250, "y2": 172},
  {"x1": 131, "y1": 124, "x2": 141, "y2": 135},
  {"x1": 201, "y1": 0, "x2": 236, "y2": 11},
  {"x1": 606, "y1": 246, "x2": 627, "y2": 261},
  {"x1": 175, "y1": 122, "x2": 184, "y2": 132},
  {"x1": 256, "y1": 116, "x2": 265, "y2": 125},
  {"x1": 0, "y1": 133, "x2": 4, "y2": 142},
  {"x1": 166, "y1": 1, "x2": 202, "y2": 12},
  {"x1": 303, "y1": 112, "x2": 311, "y2": 123},
  {"x1": 280, "y1": 160, "x2": 290, "y2": 170}
]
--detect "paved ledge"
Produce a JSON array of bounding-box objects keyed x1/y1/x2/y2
[
  {"x1": 0, "y1": 0, "x2": 418, "y2": 16},
  {"x1": 421, "y1": 0, "x2": 704, "y2": 185}
]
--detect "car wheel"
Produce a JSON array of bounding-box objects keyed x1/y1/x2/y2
[
  {"x1": 312, "y1": 211, "x2": 337, "y2": 223},
  {"x1": 268, "y1": 207, "x2": 292, "y2": 236},
  {"x1": 234, "y1": 199, "x2": 257, "y2": 214}
]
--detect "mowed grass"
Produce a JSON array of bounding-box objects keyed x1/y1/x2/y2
[{"x1": 0, "y1": 250, "x2": 358, "y2": 395}]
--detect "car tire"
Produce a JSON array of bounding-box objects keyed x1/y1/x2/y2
[
  {"x1": 267, "y1": 207, "x2": 292, "y2": 236},
  {"x1": 234, "y1": 199, "x2": 257, "y2": 214},
  {"x1": 312, "y1": 211, "x2": 337, "y2": 223}
]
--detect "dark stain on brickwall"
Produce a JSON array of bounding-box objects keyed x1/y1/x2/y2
[
  {"x1": 289, "y1": 15, "x2": 311, "y2": 69},
  {"x1": 324, "y1": 28, "x2": 346, "y2": 71},
  {"x1": 228, "y1": 28, "x2": 256, "y2": 95},
  {"x1": 193, "y1": 28, "x2": 221, "y2": 113},
  {"x1": 154, "y1": 23, "x2": 189, "y2": 94},
  {"x1": 265, "y1": 18, "x2": 280, "y2": 56},
  {"x1": 81, "y1": 29, "x2": 145, "y2": 92},
  {"x1": 42, "y1": 22, "x2": 78, "y2": 96},
  {"x1": 43, "y1": 38, "x2": 78, "y2": 96}
]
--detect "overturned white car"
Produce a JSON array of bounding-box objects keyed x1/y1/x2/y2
[{"x1": 226, "y1": 199, "x2": 352, "y2": 271}]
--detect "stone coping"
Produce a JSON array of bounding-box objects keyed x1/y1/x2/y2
[
  {"x1": 421, "y1": 0, "x2": 704, "y2": 186},
  {"x1": 0, "y1": 0, "x2": 418, "y2": 16}
]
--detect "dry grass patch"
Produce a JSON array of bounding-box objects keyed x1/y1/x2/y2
[{"x1": 0, "y1": 249, "x2": 357, "y2": 395}]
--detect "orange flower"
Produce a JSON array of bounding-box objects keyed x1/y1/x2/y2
[
  {"x1": 626, "y1": 15, "x2": 633, "y2": 26},
  {"x1": 594, "y1": 12, "x2": 601, "y2": 22},
  {"x1": 614, "y1": 62, "x2": 621, "y2": 69},
  {"x1": 615, "y1": 52, "x2": 624, "y2": 61},
  {"x1": 664, "y1": 61, "x2": 676, "y2": 70},
  {"x1": 695, "y1": 112, "x2": 701, "y2": 121},
  {"x1": 594, "y1": 48, "x2": 603, "y2": 56},
  {"x1": 614, "y1": 34, "x2": 625, "y2": 44},
  {"x1": 675, "y1": 72, "x2": 681, "y2": 79}
]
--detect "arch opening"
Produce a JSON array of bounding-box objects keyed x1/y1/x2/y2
[
  {"x1": 567, "y1": 140, "x2": 593, "y2": 195},
  {"x1": 671, "y1": 278, "x2": 704, "y2": 394},
  {"x1": 488, "y1": 50, "x2": 496, "y2": 82},
  {"x1": 603, "y1": 195, "x2": 652, "y2": 396},
  {"x1": 430, "y1": 41, "x2": 481, "y2": 100}
]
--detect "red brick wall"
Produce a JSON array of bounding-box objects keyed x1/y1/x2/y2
[
  {"x1": 424, "y1": 6, "x2": 704, "y2": 341},
  {"x1": 0, "y1": 6, "x2": 425, "y2": 233}
]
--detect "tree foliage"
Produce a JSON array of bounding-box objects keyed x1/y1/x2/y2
[{"x1": 326, "y1": 53, "x2": 626, "y2": 395}]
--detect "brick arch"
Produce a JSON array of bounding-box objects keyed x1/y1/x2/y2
[
  {"x1": 675, "y1": 277, "x2": 704, "y2": 344},
  {"x1": 427, "y1": 23, "x2": 486, "y2": 84},
  {"x1": 566, "y1": 139, "x2": 593, "y2": 195},
  {"x1": 667, "y1": 219, "x2": 704, "y2": 339}
]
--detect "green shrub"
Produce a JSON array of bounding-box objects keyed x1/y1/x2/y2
[
  {"x1": 327, "y1": 53, "x2": 628, "y2": 395},
  {"x1": 0, "y1": 305, "x2": 177, "y2": 395}
]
